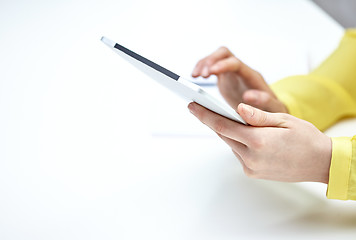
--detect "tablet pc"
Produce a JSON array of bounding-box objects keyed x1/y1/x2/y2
[{"x1": 101, "y1": 36, "x2": 246, "y2": 125}]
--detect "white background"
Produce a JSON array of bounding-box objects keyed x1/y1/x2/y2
[{"x1": 0, "y1": 0, "x2": 355, "y2": 239}]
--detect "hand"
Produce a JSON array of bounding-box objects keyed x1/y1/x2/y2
[
  {"x1": 188, "y1": 102, "x2": 332, "y2": 183},
  {"x1": 192, "y1": 47, "x2": 287, "y2": 113}
]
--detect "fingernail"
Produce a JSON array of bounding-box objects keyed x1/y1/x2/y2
[
  {"x1": 242, "y1": 104, "x2": 254, "y2": 117},
  {"x1": 202, "y1": 67, "x2": 209, "y2": 77}
]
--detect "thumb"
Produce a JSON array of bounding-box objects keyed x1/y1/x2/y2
[{"x1": 237, "y1": 103, "x2": 288, "y2": 127}]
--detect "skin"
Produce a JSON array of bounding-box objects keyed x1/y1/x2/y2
[
  {"x1": 190, "y1": 47, "x2": 332, "y2": 183},
  {"x1": 192, "y1": 46, "x2": 288, "y2": 113}
]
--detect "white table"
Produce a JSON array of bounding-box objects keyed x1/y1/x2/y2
[{"x1": 1, "y1": 0, "x2": 355, "y2": 239}]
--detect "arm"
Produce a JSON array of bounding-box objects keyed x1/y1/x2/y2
[
  {"x1": 271, "y1": 29, "x2": 356, "y2": 131},
  {"x1": 191, "y1": 30, "x2": 356, "y2": 200},
  {"x1": 271, "y1": 29, "x2": 356, "y2": 200}
]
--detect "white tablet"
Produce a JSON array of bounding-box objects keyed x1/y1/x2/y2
[{"x1": 101, "y1": 37, "x2": 246, "y2": 125}]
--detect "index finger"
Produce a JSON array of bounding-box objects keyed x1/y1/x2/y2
[{"x1": 192, "y1": 47, "x2": 233, "y2": 77}]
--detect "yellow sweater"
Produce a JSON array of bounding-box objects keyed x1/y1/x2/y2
[{"x1": 271, "y1": 29, "x2": 356, "y2": 200}]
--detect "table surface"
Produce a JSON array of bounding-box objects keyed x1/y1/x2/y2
[{"x1": 1, "y1": 0, "x2": 356, "y2": 239}]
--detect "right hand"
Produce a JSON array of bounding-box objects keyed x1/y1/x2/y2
[
  {"x1": 192, "y1": 47, "x2": 288, "y2": 113},
  {"x1": 188, "y1": 102, "x2": 332, "y2": 183}
]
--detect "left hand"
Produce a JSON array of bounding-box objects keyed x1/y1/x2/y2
[
  {"x1": 188, "y1": 102, "x2": 332, "y2": 183},
  {"x1": 191, "y1": 47, "x2": 287, "y2": 113}
]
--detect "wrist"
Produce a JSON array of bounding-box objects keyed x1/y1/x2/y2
[{"x1": 318, "y1": 135, "x2": 332, "y2": 184}]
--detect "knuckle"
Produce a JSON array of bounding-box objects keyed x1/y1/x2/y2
[
  {"x1": 277, "y1": 113, "x2": 291, "y2": 124},
  {"x1": 218, "y1": 46, "x2": 229, "y2": 52},
  {"x1": 229, "y1": 57, "x2": 241, "y2": 69},
  {"x1": 278, "y1": 113, "x2": 289, "y2": 120},
  {"x1": 205, "y1": 58, "x2": 215, "y2": 66},
  {"x1": 255, "y1": 71, "x2": 263, "y2": 79},
  {"x1": 231, "y1": 57, "x2": 240, "y2": 64},
  {"x1": 304, "y1": 119, "x2": 315, "y2": 128},
  {"x1": 250, "y1": 69, "x2": 264, "y2": 80},
  {"x1": 255, "y1": 112, "x2": 269, "y2": 126}
]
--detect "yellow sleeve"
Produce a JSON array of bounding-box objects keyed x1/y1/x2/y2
[
  {"x1": 271, "y1": 29, "x2": 356, "y2": 131},
  {"x1": 327, "y1": 137, "x2": 356, "y2": 200},
  {"x1": 270, "y1": 29, "x2": 356, "y2": 200}
]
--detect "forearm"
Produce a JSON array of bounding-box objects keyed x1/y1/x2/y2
[
  {"x1": 270, "y1": 30, "x2": 356, "y2": 200},
  {"x1": 271, "y1": 29, "x2": 356, "y2": 131}
]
